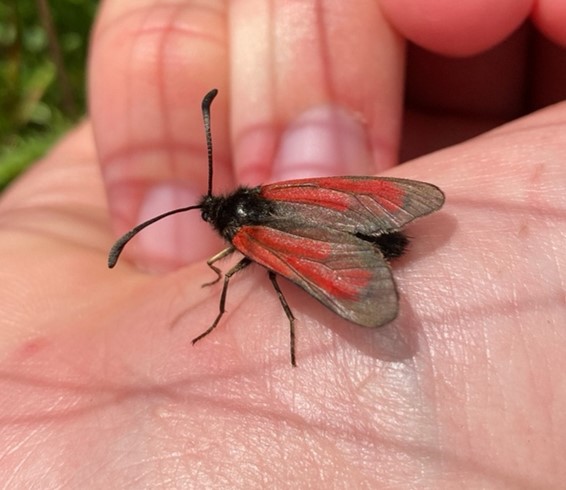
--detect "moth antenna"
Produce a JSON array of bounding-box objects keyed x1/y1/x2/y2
[
  {"x1": 109, "y1": 89, "x2": 220, "y2": 269},
  {"x1": 107, "y1": 204, "x2": 202, "y2": 268},
  {"x1": 202, "y1": 88, "x2": 218, "y2": 197}
]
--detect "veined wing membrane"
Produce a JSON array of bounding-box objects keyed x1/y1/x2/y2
[{"x1": 232, "y1": 225, "x2": 398, "y2": 328}]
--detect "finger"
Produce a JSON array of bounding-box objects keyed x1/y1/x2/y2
[
  {"x1": 533, "y1": 0, "x2": 566, "y2": 47},
  {"x1": 90, "y1": 0, "x2": 230, "y2": 270},
  {"x1": 380, "y1": 0, "x2": 532, "y2": 56},
  {"x1": 229, "y1": 0, "x2": 405, "y2": 183}
]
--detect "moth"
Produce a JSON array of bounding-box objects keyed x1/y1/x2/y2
[{"x1": 109, "y1": 89, "x2": 445, "y2": 365}]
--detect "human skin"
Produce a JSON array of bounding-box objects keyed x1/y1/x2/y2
[{"x1": 1, "y1": 0, "x2": 566, "y2": 487}]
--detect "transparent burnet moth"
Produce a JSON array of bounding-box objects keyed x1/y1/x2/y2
[{"x1": 108, "y1": 89, "x2": 445, "y2": 366}]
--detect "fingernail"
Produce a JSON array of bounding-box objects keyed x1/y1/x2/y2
[
  {"x1": 271, "y1": 105, "x2": 373, "y2": 181},
  {"x1": 135, "y1": 183, "x2": 216, "y2": 270}
]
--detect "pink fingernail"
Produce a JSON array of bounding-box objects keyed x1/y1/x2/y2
[
  {"x1": 271, "y1": 105, "x2": 373, "y2": 181},
  {"x1": 135, "y1": 183, "x2": 217, "y2": 269}
]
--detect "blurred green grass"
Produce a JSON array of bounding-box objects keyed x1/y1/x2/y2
[{"x1": 0, "y1": 0, "x2": 96, "y2": 190}]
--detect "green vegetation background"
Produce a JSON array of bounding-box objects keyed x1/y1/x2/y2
[{"x1": 0, "y1": 0, "x2": 96, "y2": 190}]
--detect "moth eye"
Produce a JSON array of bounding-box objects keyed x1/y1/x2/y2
[{"x1": 201, "y1": 211, "x2": 209, "y2": 221}]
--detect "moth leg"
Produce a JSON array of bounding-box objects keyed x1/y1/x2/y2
[
  {"x1": 268, "y1": 272, "x2": 297, "y2": 367},
  {"x1": 192, "y1": 257, "x2": 252, "y2": 345},
  {"x1": 202, "y1": 246, "x2": 235, "y2": 287}
]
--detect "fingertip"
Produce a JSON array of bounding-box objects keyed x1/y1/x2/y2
[
  {"x1": 532, "y1": 0, "x2": 566, "y2": 47},
  {"x1": 381, "y1": 0, "x2": 532, "y2": 56}
]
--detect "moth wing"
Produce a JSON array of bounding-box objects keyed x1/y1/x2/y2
[
  {"x1": 261, "y1": 176, "x2": 445, "y2": 235},
  {"x1": 232, "y1": 225, "x2": 398, "y2": 328}
]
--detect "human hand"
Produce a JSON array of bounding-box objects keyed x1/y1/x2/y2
[{"x1": 1, "y1": 1, "x2": 565, "y2": 487}]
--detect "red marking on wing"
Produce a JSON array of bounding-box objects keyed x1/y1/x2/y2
[
  {"x1": 243, "y1": 226, "x2": 332, "y2": 262},
  {"x1": 232, "y1": 225, "x2": 398, "y2": 327},
  {"x1": 261, "y1": 177, "x2": 407, "y2": 212},
  {"x1": 285, "y1": 254, "x2": 373, "y2": 301},
  {"x1": 261, "y1": 185, "x2": 351, "y2": 212},
  {"x1": 260, "y1": 176, "x2": 445, "y2": 235},
  {"x1": 307, "y1": 177, "x2": 407, "y2": 212}
]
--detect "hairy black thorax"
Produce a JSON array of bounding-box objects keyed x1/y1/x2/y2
[{"x1": 198, "y1": 186, "x2": 276, "y2": 241}]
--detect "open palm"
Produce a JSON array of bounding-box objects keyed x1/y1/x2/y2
[{"x1": 1, "y1": 1, "x2": 565, "y2": 487}]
